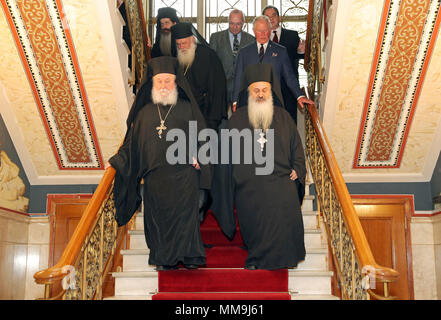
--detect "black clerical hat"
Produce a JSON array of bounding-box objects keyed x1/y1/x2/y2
[
  {"x1": 242, "y1": 63, "x2": 274, "y2": 86},
  {"x1": 148, "y1": 56, "x2": 176, "y2": 76},
  {"x1": 237, "y1": 63, "x2": 284, "y2": 108},
  {"x1": 157, "y1": 7, "x2": 179, "y2": 23},
  {"x1": 171, "y1": 22, "x2": 194, "y2": 39},
  {"x1": 126, "y1": 56, "x2": 208, "y2": 137}
]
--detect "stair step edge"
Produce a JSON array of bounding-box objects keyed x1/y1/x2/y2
[
  {"x1": 135, "y1": 209, "x2": 318, "y2": 218},
  {"x1": 112, "y1": 269, "x2": 333, "y2": 277},
  {"x1": 120, "y1": 247, "x2": 328, "y2": 256},
  {"x1": 105, "y1": 294, "x2": 340, "y2": 300},
  {"x1": 129, "y1": 228, "x2": 323, "y2": 235}
]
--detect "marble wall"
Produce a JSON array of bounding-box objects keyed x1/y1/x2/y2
[
  {"x1": 1, "y1": 208, "x2": 440, "y2": 300},
  {"x1": 0, "y1": 209, "x2": 49, "y2": 300},
  {"x1": 411, "y1": 214, "x2": 441, "y2": 299}
]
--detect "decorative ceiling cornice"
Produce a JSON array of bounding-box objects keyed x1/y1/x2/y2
[
  {"x1": 353, "y1": 0, "x2": 441, "y2": 169},
  {"x1": 1, "y1": 0, "x2": 103, "y2": 170}
]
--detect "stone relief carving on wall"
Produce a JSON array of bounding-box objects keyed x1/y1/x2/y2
[{"x1": 0, "y1": 150, "x2": 29, "y2": 212}]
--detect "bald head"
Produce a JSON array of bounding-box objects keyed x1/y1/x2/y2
[
  {"x1": 252, "y1": 16, "x2": 271, "y2": 44},
  {"x1": 228, "y1": 9, "x2": 245, "y2": 35}
]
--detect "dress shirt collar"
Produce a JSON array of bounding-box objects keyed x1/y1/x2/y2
[
  {"x1": 256, "y1": 40, "x2": 269, "y2": 54},
  {"x1": 271, "y1": 26, "x2": 282, "y2": 42},
  {"x1": 229, "y1": 31, "x2": 241, "y2": 45}
]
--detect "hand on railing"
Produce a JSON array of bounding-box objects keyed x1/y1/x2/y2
[{"x1": 297, "y1": 96, "x2": 314, "y2": 109}]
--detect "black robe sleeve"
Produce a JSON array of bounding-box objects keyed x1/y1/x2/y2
[
  {"x1": 109, "y1": 125, "x2": 143, "y2": 227},
  {"x1": 289, "y1": 120, "x2": 307, "y2": 205},
  {"x1": 205, "y1": 49, "x2": 228, "y2": 130}
]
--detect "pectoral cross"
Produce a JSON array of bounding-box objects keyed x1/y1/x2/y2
[
  {"x1": 257, "y1": 131, "x2": 267, "y2": 151},
  {"x1": 156, "y1": 120, "x2": 167, "y2": 139}
]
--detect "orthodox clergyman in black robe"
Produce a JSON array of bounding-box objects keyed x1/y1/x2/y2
[
  {"x1": 108, "y1": 56, "x2": 211, "y2": 270},
  {"x1": 211, "y1": 63, "x2": 306, "y2": 270},
  {"x1": 150, "y1": 7, "x2": 179, "y2": 58},
  {"x1": 171, "y1": 22, "x2": 228, "y2": 131}
]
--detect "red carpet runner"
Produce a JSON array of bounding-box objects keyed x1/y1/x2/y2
[{"x1": 152, "y1": 211, "x2": 290, "y2": 300}]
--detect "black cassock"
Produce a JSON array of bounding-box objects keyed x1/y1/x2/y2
[
  {"x1": 184, "y1": 44, "x2": 228, "y2": 130},
  {"x1": 212, "y1": 106, "x2": 306, "y2": 270},
  {"x1": 109, "y1": 100, "x2": 209, "y2": 267}
]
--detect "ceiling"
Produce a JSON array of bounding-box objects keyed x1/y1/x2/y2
[{"x1": 0, "y1": 0, "x2": 440, "y2": 187}]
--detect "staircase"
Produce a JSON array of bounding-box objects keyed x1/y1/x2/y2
[{"x1": 105, "y1": 184, "x2": 339, "y2": 300}]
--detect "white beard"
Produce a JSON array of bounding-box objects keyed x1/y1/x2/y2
[
  {"x1": 159, "y1": 31, "x2": 172, "y2": 56},
  {"x1": 151, "y1": 86, "x2": 178, "y2": 106},
  {"x1": 177, "y1": 40, "x2": 196, "y2": 68},
  {"x1": 248, "y1": 92, "x2": 274, "y2": 131}
]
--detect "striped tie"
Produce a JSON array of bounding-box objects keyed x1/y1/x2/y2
[
  {"x1": 259, "y1": 44, "x2": 264, "y2": 62},
  {"x1": 233, "y1": 34, "x2": 239, "y2": 57}
]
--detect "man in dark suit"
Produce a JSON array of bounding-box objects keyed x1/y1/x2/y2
[
  {"x1": 263, "y1": 5, "x2": 305, "y2": 124},
  {"x1": 232, "y1": 15, "x2": 313, "y2": 112},
  {"x1": 210, "y1": 9, "x2": 254, "y2": 109}
]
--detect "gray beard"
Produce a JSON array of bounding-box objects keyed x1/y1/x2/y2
[
  {"x1": 159, "y1": 31, "x2": 172, "y2": 56},
  {"x1": 177, "y1": 41, "x2": 196, "y2": 69},
  {"x1": 151, "y1": 86, "x2": 178, "y2": 106},
  {"x1": 248, "y1": 93, "x2": 274, "y2": 131}
]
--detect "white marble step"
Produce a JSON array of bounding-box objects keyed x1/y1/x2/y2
[
  {"x1": 302, "y1": 195, "x2": 314, "y2": 212},
  {"x1": 288, "y1": 270, "x2": 334, "y2": 295},
  {"x1": 120, "y1": 247, "x2": 328, "y2": 272},
  {"x1": 112, "y1": 269, "x2": 333, "y2": 297},
  {"x1": 128, "y1": 228, "x2": 325, "y2": 250},
  {"x1": 113, "y1": 270, "x2": 158, "y2": 296}
]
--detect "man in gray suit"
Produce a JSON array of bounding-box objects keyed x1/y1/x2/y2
[{"x1": 210, "y1": 9, "x2": 254, "y2": 109}]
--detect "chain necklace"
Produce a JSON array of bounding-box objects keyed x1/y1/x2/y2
[
  {"x1": 183, "y1": 63, "x2": 191, "y2": 76},
  {"x1": 156, "y1": 103, "x2": 175, "y2": 139}
]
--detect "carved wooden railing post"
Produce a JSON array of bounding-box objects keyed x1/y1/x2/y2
[{"x1": 33, "y1": 168, "x2": 130, "y2": 300}]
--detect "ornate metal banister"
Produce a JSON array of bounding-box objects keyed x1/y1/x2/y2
[
  {"x1": 304, "y1": 104, "x2": 399, "y2": 299},
  {"x1": 33, "y1": 168, "x2": 132, "y2": 300},
  {"x1": 123, "y1": 0, "x2": 149, "y2": 88},
  {"x1": 303, "y1": 0, "x2": 399, "y2": 299}
]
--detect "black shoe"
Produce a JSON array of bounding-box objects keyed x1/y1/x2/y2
[
  {"x1": 183, "y1": 264, "x2": 199, "y2": 270},
  {"x1": 156, "y1": 265, "x2": 178, "y2": 271},
  {"x1": 244, "y1": 265, "x2": 257, "y2": 270}
]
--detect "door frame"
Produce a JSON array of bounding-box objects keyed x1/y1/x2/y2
[{"x1": 46, "y1": 194, "x2": 93, "y2": 268}]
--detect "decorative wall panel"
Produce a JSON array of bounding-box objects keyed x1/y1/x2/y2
[
  {"x1": 1, "y1": 0, "x2": 103, "y2": 169},
  {"x1": 354, "y1": 0, "x2": 441, "y2": 168}
]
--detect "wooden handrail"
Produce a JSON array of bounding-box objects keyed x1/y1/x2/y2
[
  {"x1": 34, "y1": 167, "x2": 116, "y2": 285},
  {"x1": 306, "y1": 104, "x2": 399, "y2": 283}
]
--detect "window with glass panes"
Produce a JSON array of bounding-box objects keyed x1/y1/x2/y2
[{"x1": 144, "y1": 0, "x2": 308, "y2": 87}]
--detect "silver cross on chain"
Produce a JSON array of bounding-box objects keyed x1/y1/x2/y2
[{"x1": 257, "y1": 131, "x2": 267, "y2": 151}]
